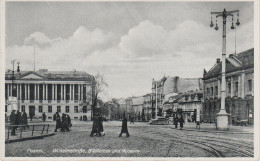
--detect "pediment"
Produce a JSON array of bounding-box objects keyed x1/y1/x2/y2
[{"x1": 21, "y1": 73, "x2": 44, "y2": 80}]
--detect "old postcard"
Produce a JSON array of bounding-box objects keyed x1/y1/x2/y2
[{"x1": 0, "y1": 0, "x2": 259, "y2": 161}]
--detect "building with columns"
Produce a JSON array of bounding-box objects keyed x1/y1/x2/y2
[
  {"x1": 5, "y1": 69, "x2": 94, "y2": 120},
  {"x1": 202, "y1": 48, "x2": 254, "y2": 125}
]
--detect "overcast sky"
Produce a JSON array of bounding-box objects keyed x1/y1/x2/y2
[{"x1": 5, "y1": 2, "x2": 254, "y2": 101}]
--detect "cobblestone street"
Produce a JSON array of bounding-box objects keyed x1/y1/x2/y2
[{"x1": 5, "y1": 121, "x2": 254, "y2": 157}]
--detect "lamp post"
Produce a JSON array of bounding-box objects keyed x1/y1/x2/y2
[
  {"x1": 10, "y1": 59, "x2": 20, "y2": 96},
  {"x1": 210, "y1": 8, "x2": 240, "y2": 130}
]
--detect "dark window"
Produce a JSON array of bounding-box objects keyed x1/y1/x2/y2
[
  {"x1": 74, "y1": 84, "x2": 78, "y2": 100},
  {"x1": 48, "y1": 106, "x2": 52, "y2": 113},
  {"x1": 83, "y1": 85, "x2": 86, "y2": 101},
  {"x1": 5, "y1": 105, "x2": 7, "y2": 112},
  {"x1": 211, "y1": 87, "x2": 213, "y2": 96},
  {"x1": 66, "y1": 106, "x2": 70, "y2": 113},
  {"x1": 66, "y1": 84, "x2": 70, "y2": 100},
  {"x1": 57, "y1": 106, "x2": 61, "y2": 113},
  {"x1": 21, "y1": 84, "x2": 25, "y2": 100},
  {"x1": 39, "y1": 106, "x2": 42, "y2": 113},
  {"x1": 39, "y1": 84, "x2": 43, "y2": 100},
  {"x1": 228, "y1": 83, "x2": 231, "y2": 94},
  {"x1": 29, "y1": 84, "x2": 35, "y2": 100},
  {"x1": 5, "y1": 84, "x2": 8, "y2": 99},
  {"x1": 48, "y1": 84, "x2": 52, "y2": 100},
  {"x1": 235, "y1": 82, "x2": 238, "y2": 96},
  {"x1": 83, "y1": 106, "x2": 87, "y2": 113},
  {"x1": 248, "y1": 80, "x2": 252, "y2": 92},
  {"x1": 215, "y1": 86, "x2": 218, "y2": 96},
  {"x1": 21, "y1": 105, "x2": 25, "y2": 112},
  {"x1": 57, "y1": 84, "x2": 61, "y2": 100},
  {"x1": 74, "y1": 106, "x2": 78, "y2": 113}
]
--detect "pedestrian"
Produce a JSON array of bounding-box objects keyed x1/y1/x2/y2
[
  {"x1": 29, "y1": 112, "x2": 33, "y2": 121},
  {"x1": 98, "y1": 116, "x2": 105, "y2": 136},
  {"x1": 119, "y1": 114, "x2": 130, "y2": 137},
  {"x1": 10, "y1": 110, "x2": 16, "y2": 135},
  {"x1": 22, "y1": 111, "x2": 28, "y2": 129},
  {"x1": 179, "y1": 115, "x2": 184, "y2": 130},
  {"x1": 61, "y1": 113, "x2": 68, "y2": 132},
  {"x1": 15, "y1": 110, "x2": 22, "y2": 128},
  {"x1": 67, "y1": 114, "x2": 72, "y2": 129},
  {"x1": 174, "y1": 117, "x2": 178, "y2": 129},
  {"x1": 42, "y1": 112, "x2": 46, "y2": 122},
  {"x1": 54, "y1": 112, "x2": 61, "y2": 132}
]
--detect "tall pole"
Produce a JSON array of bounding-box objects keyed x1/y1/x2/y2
[
  {"x1": 34, "y1": 44, "x2": 35, "y2": 71},
  {"x1": 155, "y1": 82, "x2": 157, "y2": 119},
  {"x1": 210, "y1": 8, "x2": 240, "y2": 130}
]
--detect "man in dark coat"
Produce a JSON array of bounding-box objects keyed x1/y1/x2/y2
[
  {"x1": 119, "y1": 115, "x2": 130, "y2": 137},
  {"x1": 61, "y1": 114, "x2": 69, "y2": 132},
  {"x1": 15, "y1": 110, "x2": 22, "y2": 127},
  {"x1": 67, "y1": 114, "x2": 72, "y2": 129},
  {"x1": 54, "y1": 112, "x2": 61, "y2": 132},
  {"x1": 22, "y1": 112, "x2": 28, "y2": 129},
  {"x1": 174, "y1": 117, "x2": 178, "y2": 129},
  {"x1": 98, "y1": 116, "x2": 105, "y2": 136},
  {"x1": 10, "y1": 110, "x2": 16, "y2": 135},
  {"x1": 90, "y1": 116, "x2": 101, "y2": 137},
  {"x1": 42, "y1": 112, "x2": 46, "y2": 122},
  {"x1": 179, "y1": 115, "x2": 184, "y2": 130}
]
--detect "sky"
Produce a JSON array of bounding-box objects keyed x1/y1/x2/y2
[{"x1": 5, "y1": 2, "x2": 254, "y2": 101}]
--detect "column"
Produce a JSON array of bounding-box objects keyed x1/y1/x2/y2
[
  {"x1": 43, "y1": 84, "x2": 45, "y2": 100},
  {"x1": 80, "y1": 84, "x2": 83, "y2": 100},
  {"x1": 238, "y1": 75, "x2": 241, "y2": 97},
  {"x1": 218, "y1": 80, "x2": 221, "y2": 99},
  {"x1": 61, "y1": 84, "x2": 63, "y2": 100},
  {"x1": 7, "y1": 84, "x2": 9, "y2": 98},
  {"x1": 28, "y1": 84, "x2": 30, "y2": 100},
  {"x1": 52, "y1": 84, "x2": 54, "y2": 100},
  {"x1": 46, "y1": 84, "x2": 48, "y2": 100},
  {"x1": 72, "y1": 84, "x2": 74, "y2": 100},
  {"x1": 10, "y1": 83, "x2": 12, "y2": 96},
  {"x1": 64, "y1": 84, "x2": 66, "y2": 100},
  {"x1": 55, "y1": 84, "x2": 58, "y2": 100},
  {"x1": 34, "y1": 84, "x2": 37, "y2": 100},
  {"x1": 231, "y1": 77, "x2": 234, "y2": 97},
  {"x1": 19, "y1": 84, "x2": 22, "y2": 100},
  {"x1": 70, "y1": 84, "x2": 72, "y2": 100},
  {"x1": 78, "y1": 84, "x2": 80, "y2": 100},
  {"x1": 37, "y1": 84, "x2": 39, "y2": 100},
  {"x1": 241, "y1": 73, "x2": 245, "y2": 99},
  {"x1": 25, "y1": 84, "x2": 27, "y2": 100}
]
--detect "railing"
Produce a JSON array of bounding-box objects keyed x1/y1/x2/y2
[{"x1": 5, "y1": 124, "x2": 49, "y2": 140}]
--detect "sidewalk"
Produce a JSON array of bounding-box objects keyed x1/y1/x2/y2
[{"x1": 175, "y1": 122, "x2": 254, "y2": 134}]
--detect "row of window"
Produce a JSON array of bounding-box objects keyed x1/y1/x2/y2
[{"x1": 15, "y1": 106, "x2": 88, "y2": 113}]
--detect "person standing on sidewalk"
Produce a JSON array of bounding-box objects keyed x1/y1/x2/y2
[
  {"x1": 174, "y1": 117, "x2": 178, "y2": 129},
  {"x1": 179, "y1": 115, "x2": 184, "y2": 130},
  {"x1": 54, "y1": 112, "x2": 61, "y2": 132},
  {"x1": 42, "y1": 112, "x2": 46, "y2": 122},
  {"x1": 10, "y1": 110, "x2": 16, "y2": 135},
  {"x1": 119, "y1": 114, "x2": 130, "y2": 137}
]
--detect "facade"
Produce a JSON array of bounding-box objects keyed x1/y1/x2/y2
[
  {"x1": 152, "y1": 76, "x2": 202, "y2": 118},
  {"x1": 178, "y1": 90, "x2": 203, "y2": 122},
  {"x1": 5, "y1": 69, "x2": 94, "y2": 120},
  {"x1": 143, "y1": 93, "x2": 153, "y2": 121},
  {"x1": 131, "y1": 96, "x2": 144, "y2": 121},
  {"x1": 202, "y1": 48, "x2": 254, "y2": 125}
]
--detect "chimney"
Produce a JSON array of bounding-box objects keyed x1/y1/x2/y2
[
  {"x1": 216, "y1": 58, "x2": 220, "y2": 63},
  {"x1": 229, "y1": 54, "x2": 234, "y2": 58}
]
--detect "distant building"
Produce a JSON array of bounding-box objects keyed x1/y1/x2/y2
[
  {"x1": 143, "y1": 93, "x2": 153, "y2": 121},
  {"x1": 131, "y1": 96, "x2": 144, "y2": 121},
  {"x1": 152, "y1": 76, "x2": 202, "y2": 118},
  {"x1": 202, "y1": 48, "x2": 254, "y2": 125},
  {"x1": 5, "y1": 69, "x2": 94, "y2": 120}
]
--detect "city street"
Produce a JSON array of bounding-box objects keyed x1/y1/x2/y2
[{"x1": 5, "y1": 121, "x2": 254, "y2": 157}]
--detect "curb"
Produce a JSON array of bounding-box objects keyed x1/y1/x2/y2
[
  {"x1": 5, "y1": 132, "x2": 55, "y2": 144},
  {"x1": 175, "y1": 128, "x2": 253, "y2": 134}
]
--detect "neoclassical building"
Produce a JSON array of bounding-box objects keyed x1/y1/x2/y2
[
  {"x1": 202, "y1": 48, "x2": 254, "y2": 125},
  {"x1": 5, "y1": 69, "x2": 94, "y2": 120}
]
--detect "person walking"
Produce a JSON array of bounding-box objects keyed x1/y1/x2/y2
[
  {"x1": 174, "y1": 117, "x2": 178, "y2": 129},
  {"x1": 22, "y1": 111, "x2": 28, "y2": 129},
  {"x1": 119, "y1": 114, "x2": 130, "y2": 137},
  {"x1": 98, "y1": 116, "x2": 105, "y2": 136},
  {"x1": 10, "y1": 110, "x2": 16, "y2": 135},
  {"x1": 179, "y1": 115, "x2": 184, "y2": 130},
  {"x1": 42, "y1": 112, "x2": 46, "y2": 122},
  {"x1": 54, "y1": 112, "x2": 61, "y2": 132}
]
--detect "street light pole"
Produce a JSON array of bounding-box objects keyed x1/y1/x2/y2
[{"x1": 210, "y1": 8, "x2": 240, "y2": 130}]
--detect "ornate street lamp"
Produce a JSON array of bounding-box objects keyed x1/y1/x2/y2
[
  {"x1": 210, "y1": 9, "x2": 240, "y2": 130},
  {"x1": 10, "y1": 59, "x2": 20, "y2": 97}
]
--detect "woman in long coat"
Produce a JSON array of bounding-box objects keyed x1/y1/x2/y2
[
  {"x1": 179, "y1": 115, "x2": 184, "y2": 130},
  {"x1": 119, "y1": 115, "x2": 130, "y2": 137}
]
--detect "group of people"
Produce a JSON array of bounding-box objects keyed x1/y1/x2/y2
[
  {"x1": 9, "y1": 110, "x2": 29, "y2": 135},
  {"x1": 173, "y1": 115, "x2": 185, "y2": 130},
  {"x1": 90, "y1": 114, "x2": 130, "y2": 137},
  {"x1": 53, "y1": 112, "x2": 72, "y2": 132}
]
